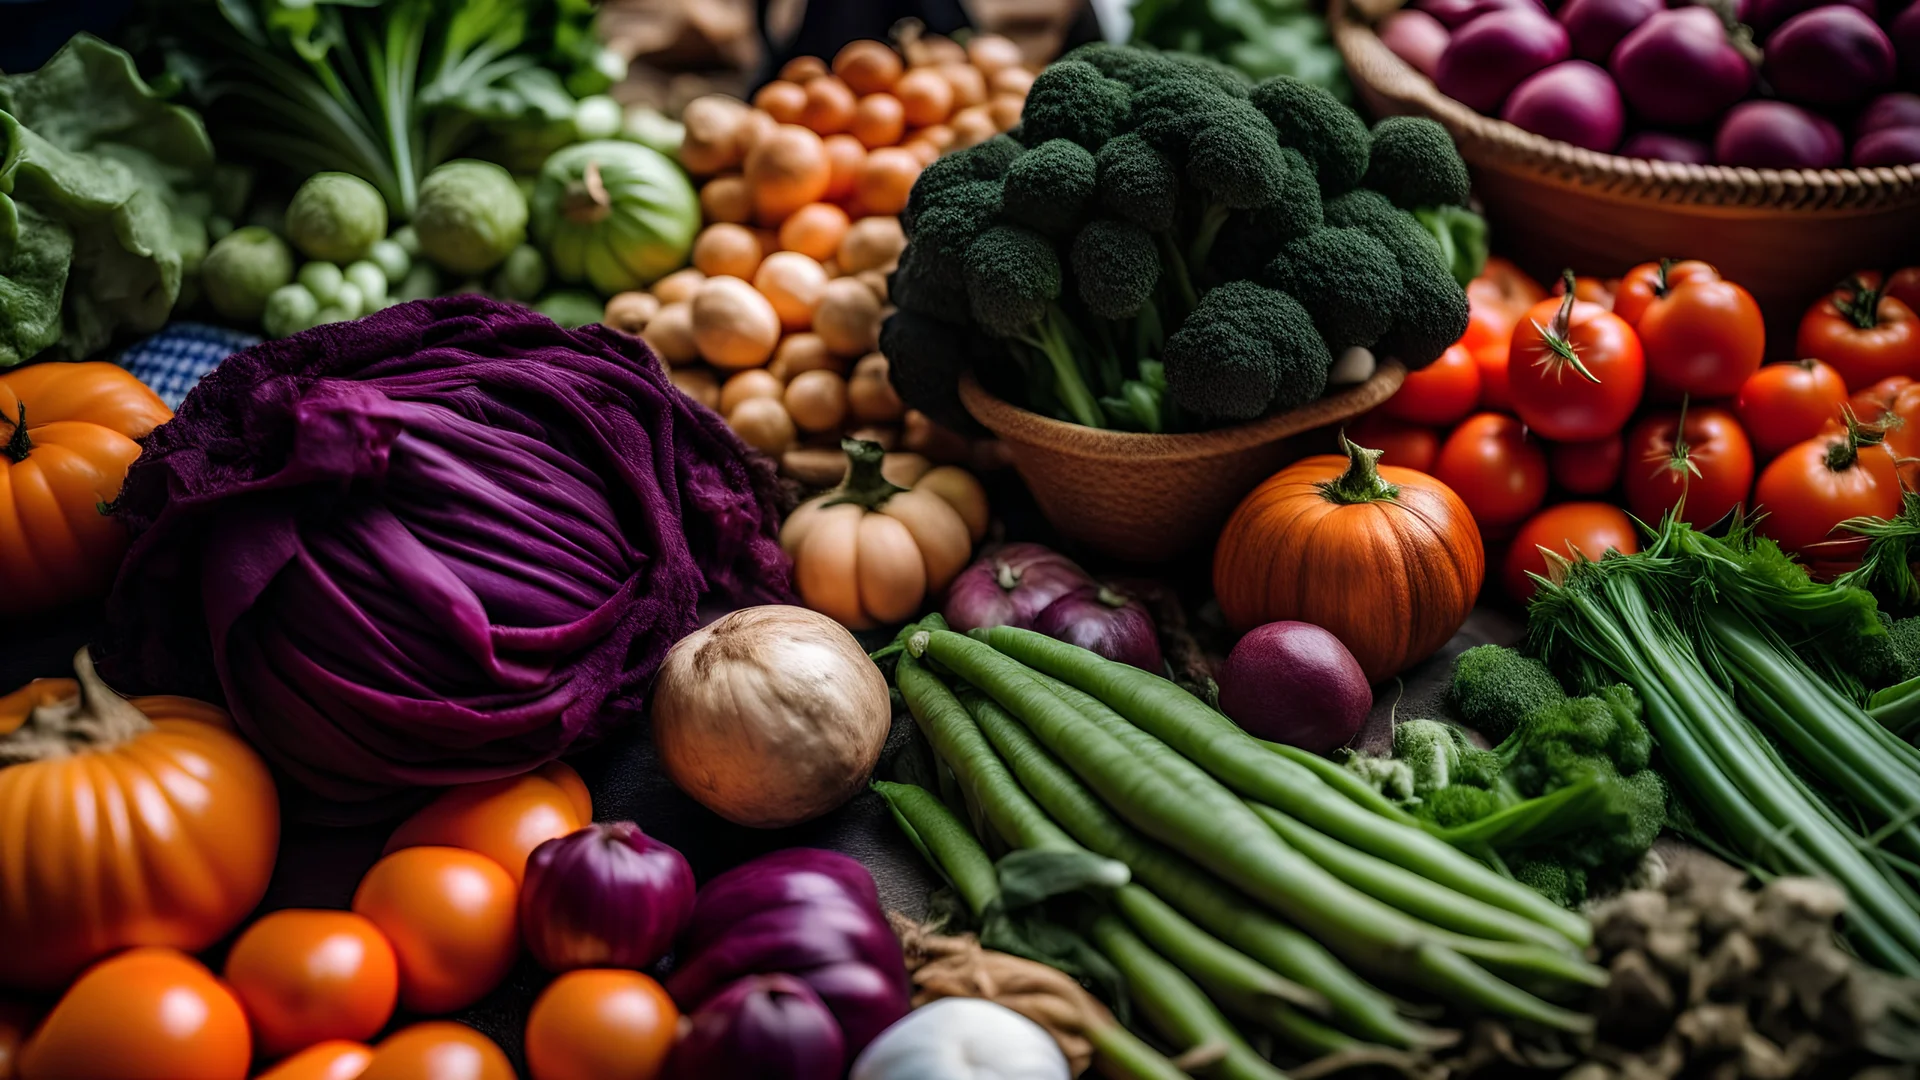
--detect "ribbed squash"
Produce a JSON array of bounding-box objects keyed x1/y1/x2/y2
[{"x1": 532, "y1": 140, "x2": 700, "y2": 295}]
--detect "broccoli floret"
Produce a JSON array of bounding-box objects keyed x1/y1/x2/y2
[
  {"x1": 1503, "y1": 687, "x2": 1653, "y2": 795},
  {"x1": 890, "y1": 244, "x2": 971, "y2": 325},
  {"x1": 1449, "y1": 645, "x2": 1566, "y2": 744},
  {"x1": 1002, "y1": 140, "x2": 1098, "y2": 236},
  {"x1": 1323, "y1": 190, "x2": 1469, "y2": 369},
  {"x1": 881, "y1": 309, "x2": 972, "y2": 429},
  {"x1": 1512, "y1": 857, "x2": 1587, "y2": 908},
  {"x1": 1160, "y1": 52, "x2": 1254, "y2": 97},
  {"x1": 1130, "y1": 72, "x2": 1247, "y2": 160},
  {"x1": 1186, "y1": 105, "x2": 1289, "y2": 211},
  {"x1": 964, "y1": 225, "x2": 1061, "y2": 336},
  {"x1": 903, "y1": 139, "x2": 1019, "y2": 234},
  {"x1": 1071, "y1": 219, "x2": 1160, "y2": 320},
  {"x1": 1421, "y1": 783, "x2": 1507, "y2": 830},
  {"x1": 1206, "y1": 148, "x2": 1324, "y2": 280},
  {"x1": 1248, "y1": 75, "x2": 1371, "y2": 195},
  {"x1": 1097, "y1": 134, "x2": 1180, "y2": 233},
  {"x1": 1061, "y1": 42, "x2": 1179, "y2": 90},
  {"x1": 909, "y1": 179, "x2": 1004, "y2": 260},
  {"x1": 1262, "y1": 227, "x2": 1403, "y2": 351},
  {"x1": 1020, "y1": 60, "x2": 1132, "y2": 149},
  {"x1": 1162, "y1": 281, "x2": 1329, "y2": 420},
  {"x1": 1391, "y1": 718, "x2": 1486, "y2": 796},
  {"x1": 1344, "y1": 753, "x2": 1417, "y2": 802},
  {"x1": 1364, "y1": 116, "x2": 1471, "y2": 211}
]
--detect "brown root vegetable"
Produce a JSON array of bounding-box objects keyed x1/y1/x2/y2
[
  {"x1": 822, "y1": 134, "x2": 866, "y2": 202},
  {"x1": 837, "y1": 216, "x2": 906, "y2": 274},
  {"x1": 781, "y1": 447, "x2": 850, "y2": 487},
  {"x1": 691, "y1": 276, "x2": 782, "y2": 370},
  {"x1": 949, "y1": 105, "x2": 998, "y2": 149},
  {"x1": 834, "y1": 40, "x2": 904, "y2": 95},
  {"x1": 906, "y1": 34, "x2": 967, "y2": 69},
  {"x1": 769, "y1": 333, "x2": 844, "y2": 380},
  {"x1": 745, "y1": 124, "x2": 833, "y2": 226},
  {"x1": 699, "y1": 175, "x2": 753, "y2": 224},
  {"x1": 641, "y1": 301, "x2": 699, "y2": 366},
  {"x1": 989, "y1": 94, "x2": 1026, "y2": 131},
  {"x1": 602, "y1": 291, "x2": 660, "y2": 336},
  {"x1": 856, "y1": 147, "x2": 921, "y2": 215},
  {"x1": 753, "y1": 251, "x2": 829, "y2": 331},
  {"x1": 990, "y1": 66, "x2": 1036, "y2": 97},
  {"x1": 895, "y1": 68, "x2": 955, "y2": 127},
  {"x1": 903, "y1": 409, "x2": 970, "y2": 462},
  {"x1": 784, "y1": 369, "x2": 849, "y2": 432},
  {"x1": 915, "y1": 123, "x2": 956, "y2": 152},
  {"x1": 726, "y1": 396, "x2": 796, "y2": 455},
  {"x1": 856, "y1": 269, "x2": 890, "y2": 303},
  {"x1": 940, "y1": 63, "x2": 989, "y2": 109},
  {"x1": 651, "y1": 267, "x2": 707, "y2": 305},
  {"x1": 966, "y1": 35, "x2": 1027, "y2": 75},
  {"x1": 736, "y1": 110, "x2": 780, "y2": 158},
  {"x1": 777, "y1": 203, "x2": 851, "y2": 262},
  {"x1": 900, "y1": 138, "x2": 940, "y2": 166},
  {"x1": 848, "y1": 353, "x2": 905, "y2": 423},
  {"x1": 779, "y1": 55, "x2": 829, "y2": 83},
  {"x1": 799, "y1": 76, "x2": 856, "y2": 136},
  {"x1": 814, "y1": 276, "x2": 883, "y2": 357},
  {"x1": 667, "y1": 367, "x2": 720, "y2": 410},
  {"x1": 691, "y1": 223, "x2": 763, "y2": 280},
  {"x1": 720, "y1": 369, "x2": 785, "y2": 416},
  {"x1": 652, "y1": 605, "x2": 890, "y2": 828},
  {"x1": 679, "y1": 95, "x2": 753, "y2": 176},
  {"x1": 894, "y1": 919, "x2": 1109, "y2": 1077},
  {"x1": 881, "y1": 451, "x2": 932, "y2": 486}
]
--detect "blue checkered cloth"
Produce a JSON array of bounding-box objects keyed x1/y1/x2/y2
[{"x1": 119, "y1": 322, "x2": 260, "y2": 411}]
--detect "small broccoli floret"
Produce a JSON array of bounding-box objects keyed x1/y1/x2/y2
[
  {"x1": 1449, "y1": 645, "x2": 1565, "y2": 744},
  {"x1": 1391, "y1": 718, "x2": 1481, "y2": 796},
  {"x1": 890, "y1": 244, "x2": 971, "y2": 325},
  {"x1": 1071, "y1": 219, "x2": 1160, "y2": 319},
  {"x1": 1020, "y1": 60, "x2": 1132, "y2": 149},
  {"x1": 1421, "y1": 783, "x2": 1506, "y2": 830},
  {"x1": 1186, "y1": 105, "x2": 1289, "y2": 211},
  {"x1": 1263, "y1": 227, "x2": 1403, "y2": 351},
  {"x1": 904, "y1": 140, "x2": 1019, "y2": 233},
  {"x1": 964, "y1": 226, "x2": 1062, "y2": 336},
  {"x1": 1364, "y1": 116, "x2": 1471, "y2": 211},
  {"x1": 881, "y1": 309, "x2": 972, "y2": 429},
  {"x1": 1163, "y1": 281, "x2": 1329, "y2": 420},
  {"x1": 1160, "y1": 52, "x2": 1254, "y2": 97},
  {"x1": 1324, "y1": 190, "x2": 1470, "y2": 368},
  {"x1": 1206, "y1": 148, "x2": 1324, "y2": 280},
  {"x1": 1892, "y1": 618, "x2": 1920, "y2": 684},
  {"x1": 1344, "y1": 753, "x2": 1417, "y2": 802},
  {"x1": 1131, "y1": 73, "x2": 1246, "y2": 160},
  {"x1": 1097, "y1": 134, "x2": 1180, "y2": 232},
  {"x1": 1003, "y1": 140, "x2": 1098, "y2": 236},
  {"x1": 1062, "y1": 43, "x2": 1178, "y2": 90},
  {"x1": 1248, "y1": 76, "x2": 1371, "y2": 195},
  {"x1": 909, "y1": 179, "x2": 1004, "y2": 259},
  {"x1": 1512, "y1": 857, "x2": 1587, "y2": 908}
]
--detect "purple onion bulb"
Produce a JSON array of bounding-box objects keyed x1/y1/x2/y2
[
  {"x1": 668, "y1": 974, "x2": 846, "y2": 1080},
  {"x1": 1618, "y1": 130, "x2": 1714, "y2": 163},
  {"x1": 1413, "y1": 0, "x2": 1548, "y2": 29},
  {"x1": 1500, "y1": 60, "x2": 1626, "y2": 151},
  {"x1": 1714, "y1": 99, "x2": 1844, "y2": 168},
  {"x1": 1852, "y1": 127, "x2": 1920, "y2": 167},
  {"x1": 942, "y1": 543, "x2": 1094, "y2": 632},
  {"x1": 1029, "y1": 585, "x2": 1165, "y2": 672},
  {"x1": 1558, "y1": 0, "x2": 1664, "y2": 63},
  {"x1": 1609, "y1": 8, "x2": 1753, "y2": 127},
  {"x1": 519, "y1": 821, "x2": 696, "y2": 973},
  {"x1": 1855, "y1": 93, "x2": 1920, "y2": 140},
  {"x1": 1437, "y1": 10, "x2": 1572, "y2": 113},
  {"x1": 1381, "y1": 9, "x2": 1452, "y2": 77},
  {"x1": 1763, "y1": 6, "x2": 1895, "y2": 108}
]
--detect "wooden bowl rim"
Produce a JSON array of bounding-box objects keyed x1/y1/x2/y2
[{"x1": 958, "y1": 361, "x2": 1407, "y2": 462}]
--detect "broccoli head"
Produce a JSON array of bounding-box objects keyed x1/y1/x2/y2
[
  {"x1": 1449, "y1": 644, "x2": 1565, "y2": 744},
  {"x1": 881, "y1": 309, "x2": 972, "y2": 429},
  {"x1": 1061, "y1": 42, "x2": 1179, "y2": 90},
  {"x1": 1248, "y1": 75, "x2": 1371, "y2": 195},
  {"x1": 1020, "y1": 60, "x2": 1132, "y2": 150},
  {"x1": 903, "y1": 138, "x2": 1019, "y2": 233},
  {"x1": 1159, "y1": 52, "x2": 1254, "y2": 98},
  {"x1": 1162, "y1": 281, "x2": 1329, "y2": 420},
  {"x1": 1364, "y1": 116, "x2": 1471, "y2": 211},
  {"x1": 1130, "y1": 72, "x2": 1246, "y2": 160},
  {"x1": 909, "y1": 179, "x2": 1004, "y2": 260},
  {"x1": 1186, "y1": 104, "x2": 1289, "y2": 211},
  {"x1": 1097, "y1": 133, "x2": 1180, "y2": 233},
  {"x1": 1262, "y1": 227, "x2": 1402, "y2": 351},
  {"x1": 1071, "y1": 219, "x2": 1160, "y2": 320},
  {"x1": 1323, "y1": 190, "x2": 1469, "y2": 368},
  {"x1": 1002, "y1": 139, "x2": 1098, "y2": 236},
  {"x1": 1421, "y1": 783, "x2": 1507, "y2": 830},
  {"x1": 1511, "y1": 857, "x2": 1587, "y2": 908},
  {"x1": 889, "y1": 244, "x2": 971, "y2": 325},
  {"x1": 964, "y1": 225, "x2": 1062, "y2": 338}
]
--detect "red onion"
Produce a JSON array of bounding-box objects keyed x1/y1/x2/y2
[
  {"x1": 518, "y1": 821, "x2": 695, "y2": 973},
  {"x1": 1619, "y1": 130, "x2": 1714, "y2": 162},
  {"x1": 1714, "y1": 99, "x2": 1844, "y2": 167},
  {"x1": 1437, "y1": 10, "x2": 1572, "y2": 112},
  {"x1": 667, "y1": 974, "x2": 846, "y2": 1080},
  {"x1": 1610, "y1": 8, "x2": 1754, "y2": 127},
  {"x1": 1856, "y1": 93, "x2": 1920, "y2": 139},
  {"x1": 1895, "y1": 3, "x2": 1920, "y2": 85},
  {"x1": 1763, "y1": 6, "x2": 1895, "y2": 107},
  {"x1": 1413, "y1": 0, "x2": 1547, "y2": 28},
  {"x1": 1381, "y1": 9, "x2": 1453, "y2": 77},
  {"x1": 1852, "y1": 126, "x2": 1920, "y2": 165},
  {"x1": 1216, "y1": 621, "x2": 1372, "y2": 754},
  {"x1": 942, "y1": 544, "x2": 1094, "y2": 632},
  {"x1": 1744, "y1": 0, "x2": 1875, "y2": 36},
  {"x1": 1029, "y1": 585, "x2": 1164, "y2": 672},
  {"x1": 1558, "y1": 0, "x2": 1663, "y2": 62},
  {"x1": 1500, "y1": 60, "x2": 1626, "y2": 150}
]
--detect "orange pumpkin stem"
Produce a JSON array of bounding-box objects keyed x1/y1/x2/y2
[
  {"x1": 1316, "y1": 435, "x2": 1400, "y2": 505},
  {"x1": 2, "y1": 402, "x2": 31, "y2": 463},
  {"x1": 0, "y1": 649, "x2": 151, "y2": 765},
  {"x1": 821, "y1": 438, "x2": 907, "y2": 512}
]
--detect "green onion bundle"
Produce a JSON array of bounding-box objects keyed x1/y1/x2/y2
[{"x1": 879, "y1": 618, "x2": 1605, "y2": 1074}]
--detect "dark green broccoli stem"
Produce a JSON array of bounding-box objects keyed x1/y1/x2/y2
[
  {"x1": 1188, "y1": 203, "x2": 1233, "y2": 276},
  {"x1": 1017, "y1": 308, "x2": 1106, "y2": 429},
  {"x1": 1155, "y1": 233, "x2": 1201, "y2": 318},
  {"x1": 820, "y1": 439, "x2": 906, "y2": 510},
  {"x1": 3, "y1": 403, "x2": 32, "y2": 463},
  {"x1": 1316, "y1": 437, "x2": 1400, "y2": 505}
]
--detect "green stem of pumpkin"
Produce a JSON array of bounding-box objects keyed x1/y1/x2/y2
[
  {"x1": 3, "y1": 403, "x2": 31, "y2": 463},
  {"x1": 1316, "y1": 435, "x2": 1400, "y2": 505},
  {"x1": 822, "y1": 438, "x2": 906, "y2": 511},
  {"x1": 0, "y1": 649, "x2": 151, "y2": 764},
  {"x1": 561, "y1": 159, "x2": 614, "y2": 226}
]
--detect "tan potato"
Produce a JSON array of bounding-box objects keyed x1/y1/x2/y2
[
  {"x1": 847, "y1": 353, "x2": 904, "y2": 423},
  {"x1": 727, "y1": 396, "x2": 796, "y2": 455},
  {"x1": 652, "y1": 267, "x2": 707, "y2": 305},
  {"x1": 784, "y1": 369, "x2": 849, "y2": 433},
  {"x1": 855, "y1": 269, "x2": 890, "y2": 303},
  {"x1": 668, "y1": 366, "x2": 720, "y2": 410},
  {"x1": 814, "y1": 277, "x2": 883, "y2": 357},
  {"x1": 692, "y1": 223, "x2": 763, "y2": 280},
  {"x1": 769, "y1": 333, "x2": 845, "y2": 380},
  {"x1": 939, "y1": 63, "x2": 988, "y2": 109},
  {"x1": 603, "y1": 291, "x2": 661, "y2": 336},
  {"x1": 642, "y1": 301, "x2": 699, "y2": 366},
  {"x1": 699, "y1": 175, "x2": 753, "y2": 224},
  {"x1": 836, "y1": 216, "x2": 905, "y2": 274},
  {"x1": 949, "y1": 105, "x2": 997, "y2": 149},
  {"x1": 679, "y1": 95, "x2": 753, "y2": 176},
  {"x1": 989, "y1": 94, "x2": 1025, "y2": 131},
  {"x1": 967, "y1": 35, "x2": 1026, "y2": 75},
  {"x1": 720, "y1": 368, "x2": 785, "y2": 418},
  {"x1": 990, "y1": 66, "x2": 1035, "y2": 97},
  {"x1": 691, "y1": 276, "x2": 782, "y2": 370},
  {"x1": 753, "y1": 251, "x2": 829, "y2": 332}
]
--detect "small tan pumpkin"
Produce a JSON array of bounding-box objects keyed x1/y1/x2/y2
[{"x1": 780, "y1": 439, "x2": 988, "y2": 629}]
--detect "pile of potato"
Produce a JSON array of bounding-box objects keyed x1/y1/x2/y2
[{"x1": 601, "y1": 32, "x2": 1029, "y2": 483}]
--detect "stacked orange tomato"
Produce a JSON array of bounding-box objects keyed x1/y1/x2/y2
[{"x1": 1359, "y1": 256, "x2": 1920, "y2": 603}]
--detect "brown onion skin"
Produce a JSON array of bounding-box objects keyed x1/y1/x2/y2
[{"x1": 518, "y1": 822, "x2": 695, "y2": 973}]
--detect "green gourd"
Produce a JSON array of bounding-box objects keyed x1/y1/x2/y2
[{"x1": 532, "y1": 140, "x2": 699, "y2": 295}]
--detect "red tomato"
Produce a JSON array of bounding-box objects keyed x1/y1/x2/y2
[
  {"x1": 1798, "y1": 274, "x2": 1920, "y2": 391},
  {"x1": 1473, "y1": 344, "x2": 1513, "y2": 413},
  {"x1": 1379, "y1": 343, "x2": 1480, "y2": 426},
  {"x1": 1346, "y1": 412, "x2": 1441, "y2": 474},
  {"x1": 1461, "y1": 291, "x2": 1518, "y2": 412},
  {"x1": 1508, "y1": 283, "x2": 1646, "y2": 442},
  {"x1": 1851, "y1": 374, "x2": 1914, "y2": 427},
  {"x1": 1548, "y1": 434, "x2": 1623, "y2": 495},
  {"x1": 1623, "y1": 405, "x2": 1755, "y2": 528},
  {"x1": 1432, "y1": 413, "x2": 1549, "y2": 531},
  {"x1": 1613, "y1": 259, "x2": 1720, "y2": 325},
  {"x1": 1754, "y1": 425, "x2": 1902, "y2": 562},
  {"x1": 524, "y1": 970, "x2": 678, "y2": 1080},
  {"x1": 225, "y1": 910, "x2": 398, "y2": 1059},
  {"x1": 1887, "y1": 267, "x2": 1920, "y2": 315},
  {"x1": 18, "y1": 948, "x2": 250, "y2": 1080},
  {"x1": 255, "y1": 1042, "x2": 375, "y2": 1080},
  {"x1": 1553, "y1": 274, "x2": 1617, "y2": 309},
  {"x1": 1470, "y1": 256, "x2": 1548, "y2": 324},
  {"x1": 351, "y1": 848, "x2": 520, "y2": 1016},
  {"x1": 1735, "y1": 359, "x2": 1851, "y2": 460},
  {"x1": 1635, "y1": 270, "x2": 1765, "y2": 399},
  {"x1": 1503, "y1": 503, "x2": 1640, "y2": 602},
  {"x1": 1865, "y1": 379, "x2": 1920, "y2": 490},
  {"x1": 358, "y1": 1024, "x2": 513, "y2": 1080}
]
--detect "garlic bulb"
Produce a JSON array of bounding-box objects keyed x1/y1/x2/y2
[{"x1": 851, "y1": 998, "x2": 1071, "y2": 1080}]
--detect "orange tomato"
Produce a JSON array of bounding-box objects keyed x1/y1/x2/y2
[
  {"x1": 255, "y1": 1041, "x2": 375, "y2": 1080},
  {"x1": 778, "y1": 56, "x2": 828, "y2": 83},
  {"x1": 225, "y1": 910, "x2": 398, "y2": 1058},
  {"x1": 19, "y1": 948, "x2": 249, "y2": 1080},
  {"x1": 1503, "y1": 503, "x2": 1639, "y2": 602},
  {"x1": 384, "y1": 760, "x2": 590, "y2": 883},
  {"x1": 850, "y1": 93, "x2": 906, "y2": 149},
  {"x1": 358, "y1": 1024, "x2": 512, "y2": 1080},
  {"x1": 822, "y1": 134, "x2": 866, "y2": 201},
  {"x1": 524, "y1": 970, "x2": 678, "y2": 1080},
  {"x1": 752, "y1": 81, "x2": 807, "y2": 124},
  {"x1": 779, "y1": 203, "x2": 852, "y2": 262},
  {"x1": 799, "y1": 76, "x2": 857, "y2": 136},
  {"x1": 894, "y1": 68, "x2": 954, "y2": 127},
  {"x1": 352, "y1": 848, "x2": 520, "y2": 1015},
  {"x1": 0, "y1": 1000, "x2": 38, "y2": 1080},
  {"x1": 833, "y1": 40, "x2": 904, "y2": 96},
  {"x1": 856, "y1": 148, "x2": 921, "y2": 215},
  {"x1": 1378, "y1": 343, "x2": 1480, "y2": 426}
]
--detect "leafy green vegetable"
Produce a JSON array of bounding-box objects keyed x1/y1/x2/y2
[
  {"x1": 0, "y1": 35, "x2": 215, "y2": 366},
  {"x1": 1130, "y1": 0, "x2": 1350, "y2": 100}
]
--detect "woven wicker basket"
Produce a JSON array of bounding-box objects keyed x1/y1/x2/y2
[{"x1": 1332, "y1": 0, "x2": 1920, "y2": 358}]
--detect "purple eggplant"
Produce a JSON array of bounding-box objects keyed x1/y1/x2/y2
[
  {"x1": 518, "y1": 822, "x2": 695, "y2": 973},
  {"x1": 1764, "y1": 6, "x2": 1895, "y2": 108},
  {"x1": 1610, "y1": 7, "x2": 1754, "y2": 127},
  {"x1": 1438, "y1": 9, "x2": 1573, "y2": 112},
  {"x1": 1559, "y1": 0, "x2": 1664, "y2": 62},
  {"x1": 1619, "y1": 130, "x2": 1716, "y2": 163},
  {"x1": 667, "y1": 974, "x2": 846, "y2": 1080},
  {"x1": 1714, "y1": 99, "x2": 1845, "y2": 167},
  {"x1": 942, "y1": 543, "x2": 1094, "y2": 632},
  {"x1": 1501, "y1": 60, "x2": 1627, "y2": 150}
]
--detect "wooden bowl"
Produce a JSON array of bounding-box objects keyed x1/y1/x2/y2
[
  {"x1": 1332, "y1": 0, "x2": 1920, "y2": 358},
  {"x1": 959, "y1": 363, "x2": 1406, "y2": 563}
]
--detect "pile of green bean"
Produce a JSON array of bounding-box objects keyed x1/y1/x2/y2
[{"x1": 879, "y1": 618, "x2": 1607, "y2": 1078}]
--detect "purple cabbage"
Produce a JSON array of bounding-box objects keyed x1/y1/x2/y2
[
  {"x1": 668, "y1": 975, "x2": 846, "y2": 1080},
  {"x1": 98, "y1": 297, "x2": 792, "y2": 810},
  {"x1": 666, "y1": 848, "x2": 910, "y2": 1064},
  {"x1": 1610, "y1": 8, "x2": 1754, "y2": 127},
  {"x1": 1763, "y1": 6, "x2": 1895, "y2": 107},
  {"x1": 519, "y1": 822, "x2": 696, "y2": 973}
]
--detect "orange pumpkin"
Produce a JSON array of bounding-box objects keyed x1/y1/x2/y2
[
  {"x1": 384, "y1": 761, "x2": 592, "y2": 884},
  {"x1": 0, "y1": 650, "x2": 280, "y2": 991},
  {"x1": 18, "y1": 947, "x2": 251, "y2": 1080},
  {"x1": 0, "y1": 362, "x2": 172, "y2": 613},
  {"x1": 1214, "y1": 438, "x2": 1484, "y2": 682}
]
